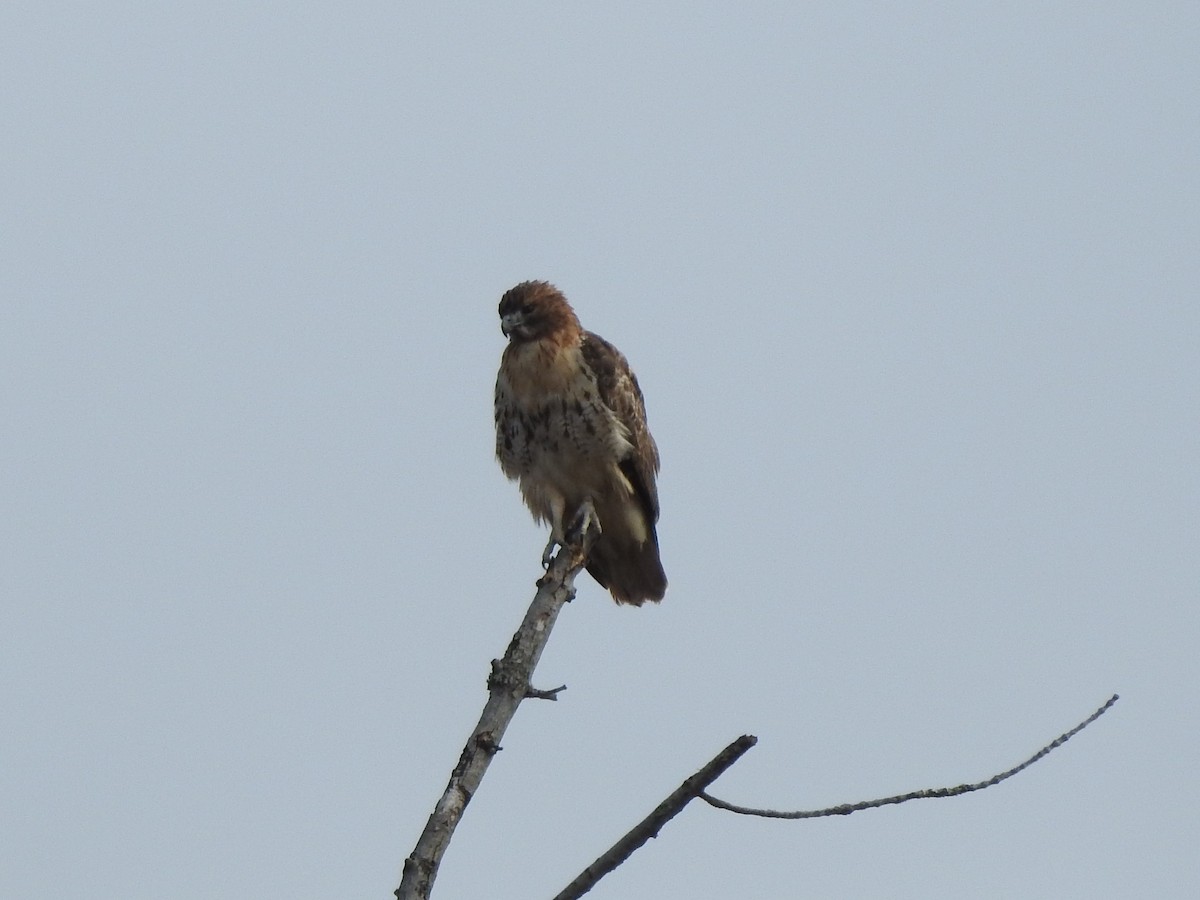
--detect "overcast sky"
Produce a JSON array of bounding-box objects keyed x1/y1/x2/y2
[{"x1": 3, "y1": 3, "x2": 1198, "y2": 898}]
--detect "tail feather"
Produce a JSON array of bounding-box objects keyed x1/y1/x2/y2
[{"x1": 586, "y1": 528, "x2": 667, "y2": 606}]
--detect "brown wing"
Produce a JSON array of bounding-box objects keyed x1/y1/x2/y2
[{"x1": 579, "y1": 331, "x2": 660, "y2": 523}]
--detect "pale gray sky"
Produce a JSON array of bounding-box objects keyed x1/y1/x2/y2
[{"x1": 3, "y1": 3, "x2": 1198, "y2": 898}]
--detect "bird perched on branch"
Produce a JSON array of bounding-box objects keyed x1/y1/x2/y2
[{"x1": 494, "y1": 281, "x2": 667, "y2": 605}]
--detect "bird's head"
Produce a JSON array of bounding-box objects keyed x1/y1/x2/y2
[{"x1": 498, "y1": 280, "x2": 580, "y2": 344}]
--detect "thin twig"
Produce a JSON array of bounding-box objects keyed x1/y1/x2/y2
[
  {"x1": 525, "y1": 684, "x2": 568, "y2": 701},
  {"x1": 554, "y1": 735, "x2": 758, "y2": 900},
  {"x1": 700, "y1": 694, "x2": 1119, "y2": 820},
  {"x1": 395, "y1": 521, "x2": 598, "y2": 900}
]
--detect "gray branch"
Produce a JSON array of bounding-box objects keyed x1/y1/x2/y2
[
  {"x1": 554, "y1": 695, "x2": 1117, "y2": 898},
  {"x1": 700, "y1": 693, "x2": 1119, "y2": 820},
  {"x1": 554, "y1": 735, "x2": 759, "y2": 900},
  {"x1": 396, "y1": 523, "x2": 1117, "y2": 900},
  {"x1": 395, "y1": 520, "x2": 598, "y2": 900}
]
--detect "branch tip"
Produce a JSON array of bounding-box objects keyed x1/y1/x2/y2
[
  {"x1": 526, "y1": 684, "x2": 568, "y2": 701},
  {"x1": 554, "y1": 735, "x2": 758, "y2": 900}
]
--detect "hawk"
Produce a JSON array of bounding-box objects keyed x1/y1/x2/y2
[{"x1": 494, "y1": 281, "x2": 667, "y2": 605}]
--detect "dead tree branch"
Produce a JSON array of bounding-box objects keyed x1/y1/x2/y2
[
  {"x1": 395, "y1": 521, "x2": 598, "y2": 900},
  {"x1": 555, "y1": 695, "x2": 1117, "y2": 898},
  {"x1": 397, "y1": 529, "x2": 1117, "y2": 900},
  {"x1": 554, "y1": 735, "x2": 759, "y2": 900},
  {"x1": 700, "y1": 693, "x2": 1119, "y2": 820}
]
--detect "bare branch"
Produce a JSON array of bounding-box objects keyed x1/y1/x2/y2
[
  {"x1": 700, "y1": 694, "x2": 1119, "y2": 820},
  {"x1": 554, "y1": 735, "x2": 758, "y2": 900},
  {"x1": 395, "y1": 522, "x2": 599, "y2": 900},
  {"x1": 525, "y1": 684, "x2": 568, "y2": 701},
  {"x1": 552, "y1": 695, "x2": 1118, "y2": 897}
]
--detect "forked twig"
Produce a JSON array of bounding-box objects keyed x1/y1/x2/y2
[{"x1": 556, "y1": 695, "x2": 1118, "y2": 898}]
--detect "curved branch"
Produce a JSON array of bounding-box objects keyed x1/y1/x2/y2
[
  {"x1": 395, "y1": 521, "x2": 598, "y2": 900},
  {"x1": 553, "y1": 695, "x2": 1117, "y2": 897},
  {"x1": 700, "y1": 693, "x2": 1119, "y2": 820}
]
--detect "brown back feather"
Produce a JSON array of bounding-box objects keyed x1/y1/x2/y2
[{"x1": 579, "y1": 331, "x2": 660, "y2": 524}]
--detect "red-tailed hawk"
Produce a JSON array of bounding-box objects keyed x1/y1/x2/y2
[{"x1": 494, "y1": 281, "x2": 667, "y2": 606}]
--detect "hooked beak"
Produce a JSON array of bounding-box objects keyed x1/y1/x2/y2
[{"x1": 500, "y1": 312, "x2": 524, "y2": 339}]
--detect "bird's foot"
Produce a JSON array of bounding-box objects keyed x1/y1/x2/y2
[
  {"x1": 541, "y1": 501, "x2": 600, "y2": 573},
  {"x1": 566, "y1": 498, "x2": 601, "y2": 556}
]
